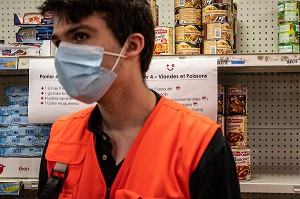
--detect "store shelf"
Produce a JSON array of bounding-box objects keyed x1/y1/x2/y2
[
  {"x1": 154, "y1": 53, "x2": 300, "y2": 72},
  {"x1": 0, "y1": 54, "x2": 297, "y2": 72},
  {"x1": 240, "y1": 174, "x2": 300, "y2": 194}
]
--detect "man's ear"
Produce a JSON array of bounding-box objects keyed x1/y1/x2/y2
[{"x1": 125, "y1": 33, "x2": 145, "y2": 57}]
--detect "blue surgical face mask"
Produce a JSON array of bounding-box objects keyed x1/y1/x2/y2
[{"x1": 55, "y1": 41, "x2": 128, "y2": 104}]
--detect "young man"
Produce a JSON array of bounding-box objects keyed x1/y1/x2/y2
[{"x1": 38, "y1": 0, "x2": 241, "y2": 198}]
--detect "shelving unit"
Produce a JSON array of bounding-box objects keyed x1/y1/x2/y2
[{"x1": 0, "y1": 0, "x2": 300, "y2": 198}]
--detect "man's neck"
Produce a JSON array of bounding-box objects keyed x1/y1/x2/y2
[{"x1": 97, "y1": 86, "x2": 157, "y2": 164}]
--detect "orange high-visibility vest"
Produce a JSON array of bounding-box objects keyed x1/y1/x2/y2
[{"x1": 45, "y1": 97, "x2": 220, "y2": 199}]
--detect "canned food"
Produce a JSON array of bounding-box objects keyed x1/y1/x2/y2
[
  {"x1": 232, "y1": 147, "x2": 251, "y2": 181},
  {"x1": 148, "y1": 0, "x2": 158, "y2": 26},
  {"x1": 175, "y1": 0, "x2": 201, "y2": 8},
  {"x1": 278, "y1": 43, "x2": 300, "y2": 53},
  {"x1": 202, "y1": 4, "x2": 231, "y2": 15},
  {"x1": 233, "y1": 18, "x2": 238, "y2": 34},
  {"x1": 202, "y1": 0, "x2": 231, "y2": 7},
  {"x1": 176, "y1": 41, "x2": 201, "y2": 55},
  {"x1": 153, "y1": 27, "x2": 174, "y2": 55},
  {"x1": 203, "y1": 40, "x2": 232, "y2": 54},
  {"x1": 218, "y1": 84, "x2": 225, "y2": 115},
  {"x1": 175, "y1": 25, "x2": 202, "y2": 43},
  {"x1": 175, "y1": 7, "x2": 201, "y2": 25},
  {"x1": 203, "y1": 22, "x2": 233, "y2": 41},
  {"x1": 203, "y1": 13, "x2": 231, "y2": 23},
  {"x1": 278, "y1": 1, "x2": 300, "y2": 23},
  {"x1": 226, "y1": 115, "x2": 247, "y2": 147},
  {"x1": 233, "y1": 3, "x2": 237, "y2": 19},
  {"x1": 233, "y1": 33, "x2": 237, "y2": 53},
  {"x1": 217, "y1": 114, "x2": 225, "y2": 135},
  {"x1": 202, "y1": 4, "x2": 232, "y2": 23},
  {"x1": 226, "y1": 85, "x2": 247, "y2": 115}
]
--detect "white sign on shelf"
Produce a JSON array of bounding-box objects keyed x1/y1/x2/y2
[
  {"x1": 28, "y1": 57, "x2": 217, "y2": 123},
  {"x1": 147, "y1": 57, "x2": 217, "y2": 121}
]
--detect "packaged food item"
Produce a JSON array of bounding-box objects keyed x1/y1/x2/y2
[
  {"x1": 175, "y1": 25, "x2": 202, "y2": 43},
  {"x1": 149, "y1": 0, "x2": 158, "y2": 26},
  {"x1": 0, "y1": 147, "x2": 43, "y2": 157},
  {"x1": 17, "y1": 28, "x2": 38, "y2": 42},
  {"x1": 218, "y1": 84, "x2": 225, "y2": 115},
  {"x1": 278, "y1": 22, "x2": 300, "y2": 44},
  {"x1": 217, "y1": 114, "x2": 225, "y2": 135},
  {"x1": 5, "y1": 86, "x2": 29, "y2": 96},
  {"x1": 226, "y1": 115, "x2": 247, "y2": 147},
  {"x1": 232, "y1": 147, "x2": 251, "y2": 181},
  {"x1": 232, "y1": 33, "x2": 237, "y2": 53},
  {"x1": 1, "y1": 115, "x2": 28, "y2": 126},
  {"x1": 41, "y1": 13, "x2": 53, "y2": 24},
  {"x1": 203, "y1": 22, "x2": 233, "y2": 41},
  {"x1": 8, "y1": 95, "x2": 29, "y2": 106},
  {"x1": 23, "y1": 13, "x2": 42, "y2": 24},
  {"x1": 233, "y1": 3, "x2": 237, "y2": 19},
  {"x1": 279, "y1": 43, "x2": 300, "y2": 53},
  {"x1": 203, "y1": 13, "x2": 231, "y2": 23},
  {"x1": 203, "y1": 40, "x2": 232, "y2": 54},
  {"x1": 278, "y1": 1, "x2": 300, "y2": 23},
  {"x1": 202, "y1": 0, "x2": 231, "y2": 7},
  {"x1": 153, "y1": 27, "x2": 174, "y2": 55},
  {"x1": 0, "y1": 58, "x2": 17, "y2": 69},
  {"x1": 279, "y1": 32, "x2": 300, "y2": 44},
  {"x1": 175, "y1": 7, "x2": 202, "y2": 25},
  {"x1": 0, "y1": 126, "x2": 43, "y2": 137},
  {"x1": 226, "y1": 85, "x2": 247, "y2": 115},
  {"x1": 175, "y1": 0, "x2": 201, "y2": 8},
  {"x1": 155, "y1": 4, "x2": 159, "y2": 27},
  {"x1": 0, "y1": 105, "x2": 28, "y2": 116},
  {"x1": 175, "y1": 41, "x2": 201, "y2": 55}
]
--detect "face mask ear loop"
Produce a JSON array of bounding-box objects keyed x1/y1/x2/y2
[{"x1": 110, "y1": 36, "x2": 131, "y2": 72}]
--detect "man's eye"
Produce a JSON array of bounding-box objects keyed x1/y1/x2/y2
[{"x1": 75, "y1": 33, "x2": 88, "y2": 41}]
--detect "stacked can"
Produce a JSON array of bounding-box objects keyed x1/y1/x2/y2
[
  {"x1": 225, "y1": 85, "x2": 251, "y2": 181},
  {"x1": 217, "y1": 84, "x2": 225, "y2": 135},
  {"x1": 225, "y1": 85, "x2": 247, "y2": 147},
  {"x1": 174, "y1": 0, "x2": 202, "y2": 55},
  {"x1": 153, "y1": 27, "x2": 174, "y2": 55},
  {"x1": 202, "y1": 0, "x2": 234, "y2": 54},
  {"x1": 232, "y1": 3, "x2": 238, "y2": 53},
  {"x1": 278, "y1": 1, "x2": 300, "y2": 53},
  {"x1": 149, "y1": 0, "x2": 159, "y2": 27}
]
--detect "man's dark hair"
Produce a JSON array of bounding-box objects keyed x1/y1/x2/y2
[{"x1": 39, "y1": 0, "x2": 154, "y2": 79}]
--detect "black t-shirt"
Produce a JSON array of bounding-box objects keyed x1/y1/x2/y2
[{"x1": 38, "y1": 93, "x2": 241, "y2": 199}]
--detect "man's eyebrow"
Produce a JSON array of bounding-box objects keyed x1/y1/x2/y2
[{"x1": 51, "y1": 24, "x2": 98, "y2": 40}]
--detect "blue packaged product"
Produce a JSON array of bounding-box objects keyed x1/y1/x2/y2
[
  {"x1": 2, "y1": 115, "x2": 28, "y2": 126},
  {"x1": 5, "y1": 86, "x2": 29, "y2": 96},
  {"x1": 34, "y1": 147, "x2": 44, "y2": 156},
  {"x1": 1, "y1": 105, "x2": 28, "y2": 116},
  {"x1": 33, "y1": 136, "x2": 48, "y2": 146},
  {"x1": 8, "y1": 95, "x2": 28, "y2": 106},
  {"x1": 42, "y1": 125, "x2": 52, "y2": 136},
  {"x1": 0, "y1": 126, "x2": 42, "y2": 137},
  {"x1": 0, "y1": 183, "x2": 20, "y2": 195},
  {"x1": 0, "y1": 136, "x2": 37, "y2": 147},
  {"x1": 36, "y1": 27, "x2": 53, "y2": 40},
  {"x1": 1, "y1": 147, "x2": 38, "y2": 157},
  {"x1": 8, "y1": 105, "x2": 28, "y2": 115},
  {"x1": 0, "y1": 106, "x2": 7, "y2": 115}
]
